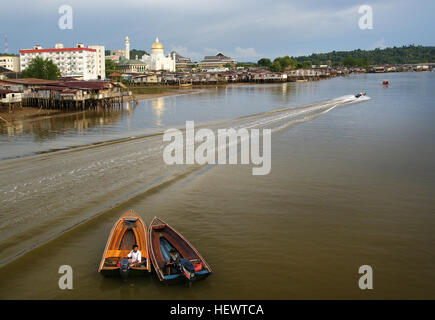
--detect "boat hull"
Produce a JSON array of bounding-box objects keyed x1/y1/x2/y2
[
  {"x1": 148, "y1": 217, "x2": 213, "y2": 283},
  {"x1": 100, "y1": 267, "x2": 150, "y2": 278},
  {"x1": 98, "y1": 210, "x2": 151, "y2": 277}
]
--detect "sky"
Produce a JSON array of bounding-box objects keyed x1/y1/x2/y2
[{"x1": 1, "y1": 0, "x2": 434, "y2": 61}]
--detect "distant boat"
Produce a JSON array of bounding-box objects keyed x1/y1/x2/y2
[
  {"x1": 148, "y1": 217, "x2": 213, "y2": 283},
  {"x1": 179, "y1": 83, "x2": 192, "y2": 87},
  {"x1": 296, "y1": 79, "x2": 308, "y2": 82},
  {"x1": 382, "y1": 80, "x2": 389, "y2": 86},
  {"x1": 98, "y1": 210, "x2": 151, "y2": 277}
]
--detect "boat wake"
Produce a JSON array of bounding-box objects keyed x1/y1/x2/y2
[{"x1": 0, "y1": 95, "x2": 369, "y2": 266}]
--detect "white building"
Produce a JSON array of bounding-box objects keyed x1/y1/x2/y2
[
  {"x1": 19, "y1": 43, "x2": 105, "y2": 80},
  {"x1": 0, "y1": 55, "x2": 20, "y2": 72},
  {"x1": 141, "y1": 37, "x2": 176, "y2": 72},
  {"x1": 88, "y1": 45, "x2": 106, "y2": 79}
]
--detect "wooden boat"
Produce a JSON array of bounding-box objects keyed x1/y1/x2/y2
[
  {"x1": 148, "y1": 217, "x2": 212, "y2": 282},
  {"x1": 98, "y1": 210, "x2": 151, "y2": 277}
]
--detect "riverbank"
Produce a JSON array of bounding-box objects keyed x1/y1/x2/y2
[
  {"x1": 0, "y1": 86, "x2": 200, "y2": 124},
  {"x1": 128, "y1": 86, "x2": 199, "y2": 101},
  {"x1": 0, "y1": 107, "x2": 70, "y2": 124}
]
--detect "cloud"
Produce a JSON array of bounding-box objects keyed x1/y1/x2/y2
[
  {"x1": 233, "y1": 47, "x2": 261, "y2": 60},
  {"x1": 2, "y1": 0, "x2": 434, "y2": 57},
  {"x1": 169, "y1": 46, "x2": 261, "y2": 62},
  {"x1": 203, "y1": 48, "x2": 220, "y2": 54},
  {"x1": 170, "y1": 45, "x2": 202, "y2": 60}
]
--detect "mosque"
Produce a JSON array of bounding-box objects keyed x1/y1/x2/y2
[
  {"x1": 141, "y1": 37, "x2": 176, "y2": 72},
  {"x1": 117, "y1": 36, "x2": 176, "y2": 73}
]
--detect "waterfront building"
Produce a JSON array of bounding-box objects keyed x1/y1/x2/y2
[
  {"x1": 170, "y1": 51, "x2": 192, "y2": 71},
  {"x1": 141, "y1": 37, "x2": 176, "y2": 72},
  {"x1": 198, "y1": 53, "x2": 235, "y2": 70},
  {"x1": 88, "y1": 45, "x2": 106, "y2": 80},
  {"x1": 106, "y1": 37, "x2": 130, "y2": 61},
  {"x1": 1, "y1": 78, "x2": 129, "y2": 110},
  {"x1": 0, "y1": 66, "x2": 19, "y2": 80},
  {"x1": 0, "y1": 55, "x2": 20, "y2": 72},
  {"x1": 132, "y1": 73, "x2": 163, "y2": 84},
  {"x1": 109, "y1": 49, "x2": 126, "y2": 57},
  {"x1": 0, "y1": 89, "x2": 22, "y2": 106},
  {"x1": 117, "y1": 58, "x2": 148, "y2": 73},
  {"x1": 19, "y1": 43, "x2": 106, "y2": 80}
]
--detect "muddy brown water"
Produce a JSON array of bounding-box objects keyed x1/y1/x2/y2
[{"x1": 0, "y1": 73, "x2": 434, "y2": 299}]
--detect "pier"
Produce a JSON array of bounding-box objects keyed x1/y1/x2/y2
[{"x1": 0, "y1": 78, "x2": 131, "y2": 111}]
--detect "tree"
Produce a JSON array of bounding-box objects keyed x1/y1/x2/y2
[
  {"x1": 301, "y1": 60, "x2": 312, "y2": 69},
  {"x1": 269, "y1": 61, "x2": 281, "y2": 72},
  {"x1": 21, "y1": 57, "x2": 61, "y2": 80},
  {"x1": 274, "y1": 56, "x2": 295, "y2": 70},
  {"x1": 223, "y1": 63, "x2": 233, "y2": 69},
  {"x1": 130, "y1": 49, "x2": 148, "y2": 59},
  {"x1": 291, "y1": 45, "x2": 434, "y2": 66},
  {"x1": 257, "y1": 58, "x2": 272, "y2": 68},
  {"x1": 105, "y1": 59, "x2": 120, "y2": 77}
]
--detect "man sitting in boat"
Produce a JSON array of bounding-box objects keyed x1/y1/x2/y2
[
  {"x1": 169, "y1": 249, "x2": 180, "y2": 264},
  {"x1": 168, "y1": 249, "x2": 196, "y2": 280},
  {"x1": 127, "y1": 244, "x2": 141, "y2": 266}
]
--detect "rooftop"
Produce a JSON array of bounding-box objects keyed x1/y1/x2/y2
[
  {"x1": 201, "y1": 53, "x2": 234, "y2": 62},
  {"x1": 118, "y1": 59, "x2": 147, "y2": 66},
  {"x1": 19, "y1": 48, "x2": 96, "y2": 54},
  {"x1": 2, "y1": 78, "x2": 60, "y2": 85}
]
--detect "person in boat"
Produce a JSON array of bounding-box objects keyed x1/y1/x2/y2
[
  {"x1": 355, "y1": 92, "x2": 366, "y2": 98},
  {"x1": 169, "y1": 248, "x2": 180, "y2": 264},
  {"x1": 127, "y1": 244, "x2": 141, "y2": 266},
  {"x1": 168, "y1": 248, "x2": 196, "y2": 280}
]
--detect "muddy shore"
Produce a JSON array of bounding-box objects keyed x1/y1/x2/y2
[{"x1": 0, "y1": 87, "x2": 200, "y2": 124}]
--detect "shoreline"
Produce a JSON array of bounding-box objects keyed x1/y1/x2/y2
[
  {"x1": 0, "y1": 87, "x2": 201, "y2": 124},
  {"x1": 0, "y1": 71, "x2": 406, "y2": 124},
  {"x1": 0, "y1": 82, "x2": 271, "y2": 124}
]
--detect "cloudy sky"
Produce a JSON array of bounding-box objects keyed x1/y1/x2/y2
[{"x1": 1, "y1": 0, "x2": 434, "y2": 61}]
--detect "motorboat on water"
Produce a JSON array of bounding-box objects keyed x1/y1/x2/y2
[
  {"x1": 98, "y1": 210, "x2": 151, "y2": 278},
  {"x1": 148, "y1": 217, "x2": 213, "y2": 283},
  {"x1": 355, "y1": 92, "x2": 367, "y2": 98}
]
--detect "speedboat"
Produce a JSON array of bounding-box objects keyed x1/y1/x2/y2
[
  {"x1": 98, "y1": 210, "x2": 151, "y2": 278},
  {"x1": 355, "y1": 92, "x2": 366, "y2": 98}
]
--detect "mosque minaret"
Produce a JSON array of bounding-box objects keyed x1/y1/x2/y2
[{"x1": 124, "y1": 36, "x2": 130, "y2": 60}]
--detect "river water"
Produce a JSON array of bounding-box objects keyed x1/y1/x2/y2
[{"x1": 0, "y1": 72, "x2": 434, "y2": 299}]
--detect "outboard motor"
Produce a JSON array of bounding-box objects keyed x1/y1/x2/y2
[
  {"x1": 119, "y1": 258, "x2": 130, "y2": 279},
  {"x1": 169, "y1": 249, "x2": 196, "y2": 281},
  {"x1": 180, "y1": 258, "x2": 196, "y2": 281}
]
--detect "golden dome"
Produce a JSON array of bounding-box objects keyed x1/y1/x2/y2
[
  {"x1": 151, "y1": 37, "x2": 163, "y2": 50},
  {"x1": 125, "y1": 36, "x2": 129, "y2": 41}
]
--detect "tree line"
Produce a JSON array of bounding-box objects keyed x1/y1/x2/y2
[{"x1": 255, "y1": 45, "x2": 434, "y2": 72}]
